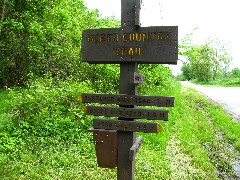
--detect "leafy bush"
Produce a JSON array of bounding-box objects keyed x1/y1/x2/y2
[
  {"x1": 0, "y1": 76, "x2": 93, "y2": 157},
  {"x1": 222, "y1": 78, "x2": 240, "y2": 85},
  {"x1": 229, "y1": 68, "x2": 240, "y2": 78},
  {"x1": 1, "y1": 78, "x2": 240, "y2": 179},
  {"x1": 0, "y1": 0, "x2": 120, "y2": 87},
  {"x1": 203, "y1": 78, "x2": 240, "y2": 86},
  {"x1": 139, "y1": 64, "x2": 172, "y2": 94},
  {"x1": 174, "y1": 73, "x2": 187, "y2": 81},
  {"x1": 82, "y1": 64, "x2": 120, "y2": 93}
]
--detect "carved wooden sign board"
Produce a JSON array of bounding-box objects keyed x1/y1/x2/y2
[
  {"x1": 84, "y1": 106, "x2": 168, "y2": 120},
  {"x1": 79, "y1": 93, "x2": 174, "y2": 107},
  {"x1": 82, "y1": 27, "x2": 178, "y2": 64},
  {"x1": 80, "y1": 0, "x2": 178, "y2": 179}
]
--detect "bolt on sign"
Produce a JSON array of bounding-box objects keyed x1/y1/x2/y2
[
  {"x1": 80, "y1": 0, "x2": 178, "y2": 179},
  {"x1": 134, "y1": 72, "x2": 145, "y2": 84}
]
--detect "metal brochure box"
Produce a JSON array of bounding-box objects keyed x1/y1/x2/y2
[{"x1": 89, "y1": 128, "x2": 117, "y2": 168}]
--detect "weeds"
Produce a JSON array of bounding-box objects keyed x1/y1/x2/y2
[{"x1": 0, "y1": 79, "x2": 239, "y2": 179}]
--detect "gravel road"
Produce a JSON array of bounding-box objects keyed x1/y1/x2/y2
[{"x1": 180, "y1": 81, "x2": 240, "y2": 122}]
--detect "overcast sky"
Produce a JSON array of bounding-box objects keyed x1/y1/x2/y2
[{"x1": 84, "y1": 0, "x2": 240, "y2": 73}]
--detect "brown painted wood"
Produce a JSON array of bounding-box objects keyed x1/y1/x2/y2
[
  {"x1": 89, "y1": 128, "x2": 117, "y2": 168},
  {"x1": 79, "y1": 93, "x2": 174, "y2": 107},
  {"x1": 117, "y1": 1, "x2": 137, "y2": 179},
  {"x1": 82, "y1": 26, "x2": 178, "y2": 64},
  {"x1": 93, "y1": 119, "x2": 164, "y2": 133},
  {"x1": 84, "y1": 106, "x2": 168, "y2": 120},
  {"x1": 129, "y1": 136, "x2": 142, "y2": 161}
]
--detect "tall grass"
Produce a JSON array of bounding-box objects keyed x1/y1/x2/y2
[
  {"x1": 0, "y1": 78, "x2": 239, "y2": 179},
  {"x1": 192, "y1": 77, "x2": 240, "y2": 86}
]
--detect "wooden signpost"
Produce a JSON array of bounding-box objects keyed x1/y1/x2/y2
[{"x1": 79, "y1": 0, "x2": 178, "y2": 179}]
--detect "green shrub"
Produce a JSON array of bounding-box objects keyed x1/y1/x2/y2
[
  {"x1": 229, "y1": 68, "x2": 240, "y2": 78},
  {"x1": 139, "y1": 64, "x2": 172, "y2": 94},
  {"x1": 193, "y1": 77, "x2": 240, "y2": 86},
  {"x1": 0, "y1": 76, "x2": 93, "y2": 156},
  {"x1": 82, "y1": 63, "x2": 120, "y2": 93},
  {"x1": 235, "y1": 140, "x2": 240, "y2": 151},
  {"x1": 1, "y1": 78, "x2": 239, "y2": 179},
  {"x1": 0, "y1": 0, "x2": 120, "y2": 87}
]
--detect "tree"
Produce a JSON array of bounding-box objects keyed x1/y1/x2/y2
[
  {"x1": 229, "y1": 68, "x2": 240, "y2": 78},
  {"x1": 0, "y1": 0, "x2": 120, "y2": 87},
  {"x1": 181, "y1": 63, "x2": 191, "y2": 80},
  {"x1": 179, "y1": 33, "x2": 232, "y2": 82}
]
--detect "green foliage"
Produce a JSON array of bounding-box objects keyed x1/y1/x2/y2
[
  {"x1": 0, "y1": 0, "x2": 120, "y2": 87},
  {"x1": 1, "y1": 79, "x2": 240, "y2": 179},
  {"x1": 82, "y1": 64, "x2": 120, "y2": 93},
  {"x1": 181, "y1": 63, "x2": 191, "y2": 80},
  {"x1": 179, "y1": 33, "x2": 232, "y2": 82},
  {"x1": 139, "y1": 64, "x2": 171, "y2": 94},
  {"x1": 174, "y1": 87, "x2": 240, "y2": 179},
  {"x1": 174, "y1": 73, "x2": 186, "y2": 81},
  {"x1": 205, "y1": 78, "x2": 240, "y2": 86},
  {"x1": 189, "y1": 67, "x2": 240, "y2": 86},
  {"x1": 0, "y1": 76, "x2": 93, "y2": 159},
  {"x1": 229, "y1": 68, "x2": 240, "y2": 78},
  {"x1": 235, "y1": 140, "x2": 240, "y2": 151},
  {"x1": 183, "y1": 44, "x2": 215, "y2": 82}
]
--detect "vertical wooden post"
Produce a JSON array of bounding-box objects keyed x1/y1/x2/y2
[
  {"x1": 118, "y1": 63, "x2": 137, "y2": 180},
  {"x1": 118, "y1": 0, "x2": 137, "y2": 179}
]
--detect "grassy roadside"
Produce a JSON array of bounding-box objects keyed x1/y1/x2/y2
[
  {"x1": 0, "y1": 79, "x2": 239, "y2": 179},
  {"x1": 0, "y1": 90, "x2": 10, "y2": 120},
  {"x1": 191, "y1": 78, "x2": 240, "y2": 87}
]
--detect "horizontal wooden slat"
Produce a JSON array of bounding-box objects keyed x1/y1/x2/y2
[
  {"x1": 85, "y1": 106, "x2": 168, "y2": 120},
  {"x1": 79, "y1": 93, "x2": 174, "y2": 107},
  {"x1": 93, "y1": 119, "x2": 164, "y2": 133}
]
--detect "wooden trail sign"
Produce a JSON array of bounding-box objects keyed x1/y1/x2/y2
[
  {"x1": 84, "y1": 106, "x2": 168, "y2": 120},
  {"x1": 80, "y1": 0, "x2": 178, "y2": 179},
  {"x1": 93, "y1": 119, "x2": 164, "y2": 133},
  {"x1": 79, "y1": 93, "x2": 174, "y2": 107},
  {"x1": 82, "y1": 26, "x2": 178, "y2": 64}
]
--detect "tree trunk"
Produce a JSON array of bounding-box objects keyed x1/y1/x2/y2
[{"x1": 1, "y1": 0, "x2": 7, "y2": 22}]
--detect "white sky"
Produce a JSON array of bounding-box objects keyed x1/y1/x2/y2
[{"x1": 84, "y1": 0, "x2": 240, "y2": 74}]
